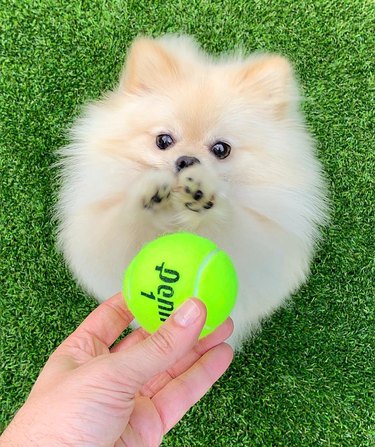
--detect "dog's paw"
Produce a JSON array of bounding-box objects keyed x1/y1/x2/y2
[
  {"x1": 176, "y1": 165, "x2": 216, "y2": 213},
  {"x1": 142, "y1": 170, "x2": 175, "y2": 211}
]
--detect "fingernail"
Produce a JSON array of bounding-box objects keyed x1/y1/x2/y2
[{"x1": 173, "y1": 299, "x2": 201, "y2": 327}]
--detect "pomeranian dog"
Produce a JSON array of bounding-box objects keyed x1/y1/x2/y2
[{"x1": 56, "y1": 35, "x2": 327, "y2": 348}]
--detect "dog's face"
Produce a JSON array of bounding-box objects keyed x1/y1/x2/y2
[{"x1": 87, "y1": 36, "x2": 303, "y2": 231}]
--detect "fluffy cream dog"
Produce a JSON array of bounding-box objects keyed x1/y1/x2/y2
[{"x1": 56, "y1": 35, "x2": 327, "y2": 348}]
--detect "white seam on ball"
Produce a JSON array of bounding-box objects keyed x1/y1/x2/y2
[{"x1": 193, "y1": 248, "x2": 220, "y2": 297}]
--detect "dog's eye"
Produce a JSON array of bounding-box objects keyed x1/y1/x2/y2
[
  {"x1": 156, "y1": 134, "x2": 174, "y2": 150},
  {"x1": 210, "y1": 141, "x2": 231, "y2": 159}
]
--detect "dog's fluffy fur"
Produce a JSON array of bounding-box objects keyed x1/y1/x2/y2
[{"x1": 56, "y1": 35, "x2": 327, "y2": 348}]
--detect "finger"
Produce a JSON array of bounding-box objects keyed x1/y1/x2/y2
[
  {"x1": 153, "y1": 343, "x2": 233, "y2": 434},
  {"x1": 169, "y1": 317, "x2": 234, "y2": 377},
  {"x1": 59, "y1": 292, "x2": 134, "y2": 352},
  {"x1": 109, "y1": 298, "x2": 207, "y2": 392},
  {"x1": 139, "y1": 317, "x2": 234, "y2": 397}
]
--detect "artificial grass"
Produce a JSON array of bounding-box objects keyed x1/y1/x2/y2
[{"x1": 1, "y1": 0, "x2": 374, "y2": 445}]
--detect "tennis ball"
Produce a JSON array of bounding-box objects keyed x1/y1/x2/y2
[{"x1": 123, "y1": 232, "x2": 238, "y2": 338}]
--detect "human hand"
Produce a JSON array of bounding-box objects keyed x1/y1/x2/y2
[{"x1": 1, "y1": 294, "x2": 233, "y2": 446}]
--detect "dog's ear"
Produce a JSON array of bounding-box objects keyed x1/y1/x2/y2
[
  {"x1": 235, "y1": 55, "x2": 297, "y2": 118},
  {"x1": 120, "y1": 37, "x2": 181, "y2": 94}
]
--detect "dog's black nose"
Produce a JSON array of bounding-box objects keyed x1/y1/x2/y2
[{"x1": 175, "y1": 156, "x2": 200, "y2": 172}]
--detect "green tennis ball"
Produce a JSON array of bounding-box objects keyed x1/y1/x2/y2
[{"x1": 123, "y1": 232, "x2": 238, "y2": 338}]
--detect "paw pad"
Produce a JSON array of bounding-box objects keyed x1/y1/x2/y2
[
  {"x1": 143, "y1": 182, "x2": 173, "y2": 210},
  {"x1": 193, "y1": 190, "x2": 204, "y2": 201}
]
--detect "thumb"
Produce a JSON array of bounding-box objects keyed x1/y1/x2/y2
[{"x1": 112, "y1": 298, "x2": 207, "y2": 391}]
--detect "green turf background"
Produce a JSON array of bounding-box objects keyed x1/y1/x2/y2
[{"x1": 1, "y1": 0, "x2": 374, "y2": 445}]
